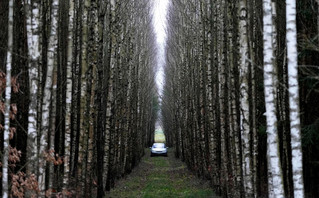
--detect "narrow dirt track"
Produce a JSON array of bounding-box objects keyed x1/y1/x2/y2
[{"x1": 106, "y1": 149, "x2": 220, "y2": 198}]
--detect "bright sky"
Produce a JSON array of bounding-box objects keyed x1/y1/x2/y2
[{"x1": 152, "y1": 0, "x2": 169, "y2": 96}]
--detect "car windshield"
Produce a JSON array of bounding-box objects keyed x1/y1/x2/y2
[{"x1": 152, "y1": 143, "x2": 165, "y2": 148}]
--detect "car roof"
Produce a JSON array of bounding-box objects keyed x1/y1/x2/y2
[{"x1": 153, "y1": 143, "x2": 165, "y2": 145}]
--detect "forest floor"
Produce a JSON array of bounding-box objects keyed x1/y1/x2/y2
[{"x1": 106, "y1": 149, "x2": 219, "y2": 198}]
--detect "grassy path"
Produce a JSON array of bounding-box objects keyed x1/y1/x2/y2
[{"x1": 107, "y1": 149, "x2": 219, "y2": 198}]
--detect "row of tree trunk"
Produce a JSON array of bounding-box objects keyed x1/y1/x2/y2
[
  {"x1": 162, "y1": 0, "x2": 312, "y2": 197},
  {"x1": 0, "y1": 0, "x2": 158, "y2": 197}
]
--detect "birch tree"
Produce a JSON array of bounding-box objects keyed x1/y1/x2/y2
[
  {"x1": 263, "y1": 0, "x2": 284, "y2": 197},
  {"x1": 25, "y1": 0, "x2": 40, "y2": 180},
  {"x1": 103, "y1": 0, "x2": 116, "y2": 191},
  {"x1": 2, "y1": 0, "x2": 13, "y2": 197},
  {"x1": 238, "y1": 0, "x2": 254, "y2": 196},
  {"x1": 286, "y1": 0, "x2": 305, "y2": 197},
  {"x1": 78, "y1": 0, "x2": 90, "y2": 185},
  {"x1": 10, "y1": 0, "x2": 319, "y2": 196},
  {"x1": 64, "y1": 0, "x2": 74, "y2": 190},
  {"x1": 38, "y1": 0, "x2": 59, "y2": 194}
]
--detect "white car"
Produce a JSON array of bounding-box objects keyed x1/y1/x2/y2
[{"x1": 150, "y1": 143, "x2": 168, "y2": 157}]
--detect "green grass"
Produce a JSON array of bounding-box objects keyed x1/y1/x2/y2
[
  {"x1": 154, "y1": 129, "x2": 166, "y2": 143},
  {"x1": 149, "y1": 157, "x2": 169, "y2": 167},
  {"x1": 107, "y1": 149, "x2": 219, "y2": 198}
]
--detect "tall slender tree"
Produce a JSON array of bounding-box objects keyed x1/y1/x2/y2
[
  {"x1": 286, "y1": 0, "x2": 305, "y2": 197},
  {"x1": 238, "y1": 0, "x2": 254, "y2": 196},
  {"x1": 38, "y1": 0, "x2": 59, "y2": 195},
  {"x1": 263, "y1": 0, "x2": 284, "y2": 197},
  {"x1": 2, "y1": 0, "x2": 14, "y2": 197},
  {"x1": 64, "y1": 0, "x2": 74, "y2": 190},
  {"x1": 25, "y1": 0, "x2": 40, "y2": 180}
]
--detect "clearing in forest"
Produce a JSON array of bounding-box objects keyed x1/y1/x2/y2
[
  {"x1": 154, "y1": 128, "x2": 166, "y2": 143},
  {"x1": 107, "y1": 149, "x2": 219, "y2": 198}
]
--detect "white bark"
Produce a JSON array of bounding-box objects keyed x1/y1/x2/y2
[
  {"x1": 78, "y1": 0, "x2": 90, "y2": 179},
  {"x1": 238, "y1": 0, "x2": 253, "y2": 196},
  {"x1": 64, "y1": 0, "x2": 75, "y2": 189},
  {"x1": 263, "y1": 0, "x2": 284, "y2": 197},
  {"x1": 38, "y1": 0, "x2": 59, "y2": 195},
  {"x1": 103, "y1": 0, "x2": 116, "y2": 187},
  {"x1": 25, "y1": 0, "x2": 40, "y2": 178},
  {"x1": 286, "y1": 1, "x2": 305, "y2": 197},
  {"x1": 2, "y1": 1, "x2": 13, "y2": 197}
]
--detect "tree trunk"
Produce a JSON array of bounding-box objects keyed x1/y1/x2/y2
[
  {"x1": 48, "y1": 65, "x2": 57, "y2": 190},
  {"x1": 25, "y1": 0, "x2": 40, "y2": 181},
  {"x1": 38, "y1": 0, "x2": 59, "y2": 195},
  {"x1": 263, "y1": 0, "x2": 284, "y2": 197},
  {"x1": 286, "y1": 0, "x2": 305, "y2": 197},
  {"x1": 64, "y1": 0, "x2": 74, "y2": 190},
  {"x1": 238, "y1": 0, "x2": 254, "y2": 196},
  {"x1": 2, "y1": 0, "x2": 13, "y2": 197},
  {"x1": 78, "y1": 0, "x2": 90, "y2": 188}
]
